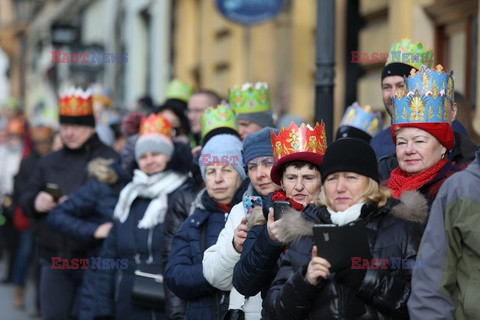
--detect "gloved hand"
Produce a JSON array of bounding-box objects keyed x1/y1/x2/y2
[
  {"x1": 262, "y1": 192, "x2": 275, "y2": 218},
  {"x1": 335, "y1": 266, "x2": 367, "y2": 290}
]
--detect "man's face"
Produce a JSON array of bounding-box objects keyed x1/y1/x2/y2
[
  {"x1": 381, "y1": 75, "x2": 405, "y2": 117},
  {"x1": 59, "y1": 124, "x2": 95, "y2": 149},
  {"x1": 188, "y1": 93, "x2": 214, "y2": 134},
  {"x1": 445, "y1": 100, "x2": 457, "y2": 124},
  {"x1": 238, "y1": 120, "x2": 263, "y2": 141}
]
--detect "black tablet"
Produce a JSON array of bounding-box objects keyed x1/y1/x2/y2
[{"x1": 312, "y1": 222, "x2": 371, "y2": 271}]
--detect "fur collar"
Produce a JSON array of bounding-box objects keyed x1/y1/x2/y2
[
  {"x1": 276, "y1": 191, "x2": 428, "y2": 244},
  {"x1": 88, "y1": 158, "x2": 118, "y2": 185}
]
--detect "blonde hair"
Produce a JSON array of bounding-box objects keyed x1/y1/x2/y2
[{"x1": 316, "y1": 177, "x2": 391, "y2": 209}]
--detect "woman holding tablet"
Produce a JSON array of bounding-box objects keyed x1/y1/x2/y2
[{"x1": 266, "y1": 138, "x2": 424, "y2": 319}]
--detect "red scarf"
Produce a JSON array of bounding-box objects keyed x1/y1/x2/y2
[
  {"x1": 271, "y1": 190, "x2": 304, "y2": 211},
  {"x1": 388, "y1": 158, "x2": 448, "y2": 199},
  {"x1": 216, "y1": 203, "x2": 232, "y2": 213}
]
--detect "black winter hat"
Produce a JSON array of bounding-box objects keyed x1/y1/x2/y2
[
  {"x1": 381, "y1": 62, "x2": 415, "y2": 81},
  {"x1": 321, "y1": 138, "x2": 379, "y2": 183}
]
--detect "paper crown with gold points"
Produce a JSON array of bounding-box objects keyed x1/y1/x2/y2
[
  {"x1": 139, "y1": 113, "x2": 173, "y2": 138},
  {"x1": 386, "y1": 38, "x2": 434, "y2": 70},
  {"x1": 391, "y1": 64, "x2": 455, "y2": 150},
  {"x1": 58, "y1": 87, "x2": 95, "y2": 127},
  {"x1": 270, "y1": 121, "x2": 327, "y2": 185},
  {"x1": 165, "y1": 79, "x2": 193, "y2": 102},
  {"x1": 135, "y1": 113, "x2": 174, "y2": 161},
  {"x1": 228, "y1": 82, "x2": 271, "y2": 114},
  {"x1": 200, "y1": 104, "x2": 239, "y2": 145},
  {"x1": 338, "y1": 102, "x2": 383, "y2": 139}
]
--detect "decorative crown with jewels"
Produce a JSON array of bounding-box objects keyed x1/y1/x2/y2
[
  {"x1": 201, "y1": 104, "x2": 238, "y2": 140},
  {"x1": 340, "y1": 102, "x2": 383, "y2": 137},
  {"x1": 269, "y1": 121, "x2": 327, "y2": 184},
  {"x1": 386, "y1": 38, "x2": 434, "y2": 70},
  {"x1": 228, "y1": 82, "x2": 271, "y2": 114},
  {"x1": 58, "y1": 87, "x2": 94, "y2": 117},
  {"x1": 139, "y1": 113, "x2": 173, "y2": 138},
  {"x1": 393, "y1": 64, "x2": 453, "y2": 124},
  {"x1": 165, "y1": 79, "x2": 194, "y2": 102}
]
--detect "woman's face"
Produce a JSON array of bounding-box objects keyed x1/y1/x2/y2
[
  {"x1": 324, "y1": 172, "x2": 369, "y2": 212},
  {"x1": 281, "y1": 165, "x2": 321, "y2": 207},
  {"x1": 138, "y1": 151, "x2": 170, "y2": 175},
  {"x1": 205, "y1": 164, "x2": 242, "y2": 204},
  {"x1": 395, "y1": 127, "x2": 446, "y2": 176}
]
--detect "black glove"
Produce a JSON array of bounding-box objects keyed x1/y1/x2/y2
[{"x1": 335, "y1": 267, "x2": 366, "y2": 290}]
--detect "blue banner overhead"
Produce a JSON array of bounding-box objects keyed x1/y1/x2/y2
[{"x1": 216, "y1": 0, "x2": 285, "y2": 25}]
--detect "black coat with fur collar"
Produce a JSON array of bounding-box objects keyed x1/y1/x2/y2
[{"x1": 266, "y1": 194, "x2": 426, "y2": 320}]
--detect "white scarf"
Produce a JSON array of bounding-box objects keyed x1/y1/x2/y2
[
  {"x1": 114, "y1": 169, "x2": 188, "y2": 229},
  {"x1": 327, "y1": 202, "x2": 365, "y2": 226}
]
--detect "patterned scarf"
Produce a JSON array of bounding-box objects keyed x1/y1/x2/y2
[{"x1": 388, "y1": 159, "x2": 448, "y2": 199}]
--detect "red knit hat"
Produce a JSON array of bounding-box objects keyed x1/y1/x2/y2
[{"x1": 390, "y1": 122, "x2": 454, "y2": 151}]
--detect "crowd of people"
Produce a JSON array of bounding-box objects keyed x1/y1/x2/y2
[{"x1": 0, "y1": 37, "x2": 478, "y2": 320}]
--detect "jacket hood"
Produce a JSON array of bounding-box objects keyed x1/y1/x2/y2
[
  {"x1": 189, "y1": 188, "x2": 207, "y2": 216},
  {"x1": 276, "y1": 192, "x2": 428, "y2": 243}
]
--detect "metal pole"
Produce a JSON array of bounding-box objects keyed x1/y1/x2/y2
[{"x1": 315, "y1": 0, "x2": 335, "y2": 143}]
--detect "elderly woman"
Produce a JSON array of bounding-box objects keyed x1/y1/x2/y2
[
  {"x1": 232, "y1": 122, "x2": 326, "y2": 318},
  {"x1": 385, "y1": 65, "x2": 461, "y2": 208},
  {"x1": 266, "y1": 138, "x2": 425, "y2": 319},
  {"x1": 164, "y1": 134, "x2": 246, "y2": 320},
  {"x1": 94, "y1": 114, "x2": 193, "y2": 320}
]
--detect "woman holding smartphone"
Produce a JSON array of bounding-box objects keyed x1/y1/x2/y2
[{"x1": 266, "y1": 138, "x2": 425, "y2": 319}]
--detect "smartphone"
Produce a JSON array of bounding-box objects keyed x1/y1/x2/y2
[
  {"x1": 46, "y1": 183, "x2": 62, "y2": 202},
  {"x1": 273, "y1": 200, "x2": 291, "y2": 221},
  {"x1": 243, "y1": 196, "x2": 262, "y2": 221}
]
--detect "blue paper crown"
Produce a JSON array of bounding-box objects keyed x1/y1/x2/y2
[
  {"x1": 393, "y1": 64, "x2": 454, "y2": 124},
  {"x1": 340, "y1": 102, "x2": 383, "y2": 137}
]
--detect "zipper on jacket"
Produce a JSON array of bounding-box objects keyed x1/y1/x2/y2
[
  {"x1": 146, "y1": 228, "x2": 154, "y2": 263},
  {"x1": 114, "y1": 270, "x2": 123, "y2": 303}
]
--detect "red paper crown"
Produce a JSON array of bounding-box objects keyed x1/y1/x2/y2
[
  {"x1": 270, "y1": 121, "x2": 327, "y2": 184},
  {"x1": 58, "y1": 88, "x2": 93, "y2": 117},
  {"x1": 139, "y1": 113, "x2": 173, "y2": 138}
]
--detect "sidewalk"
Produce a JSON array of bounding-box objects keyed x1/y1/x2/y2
[{"x1": 0, "y1": 255, "x2": 39, "y2": 320}]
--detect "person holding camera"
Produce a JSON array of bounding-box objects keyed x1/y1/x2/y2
[
  {"x1": 266, "y1": 138, "x2": 424, "y2": 319},
  {"x1": 202, "y1": 127, "x2": 281, "y2": 319},
  {"x1": 20, "y1": 88, "x2": 119, "y2": 319},
  {"x1": 232, "y1": 122, "x2": 325, "y2": 318}
]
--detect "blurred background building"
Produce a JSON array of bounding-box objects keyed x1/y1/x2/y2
[{"x1": 0, "y1": 0, "x2": 479, "y2": 136}]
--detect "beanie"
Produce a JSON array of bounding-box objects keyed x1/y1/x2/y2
[
  {"x1": 199, "y1": 134, "x2": 247, "y2": 182},
  {"x1": 237, "y1": 110, "x2": 274, "y2": 128},
  {"x1": 242, "y1": 127, "x2": 279, "y2": 165},
  {"x1": 390, "y1": 122, "x2": 455, "y2": 151},
  {"x1": 381, "y1": 63, "x2": 415, "y2": 81},
  {"x1": 335, "y1": 126, "x2": 373, "y2": 143},
  {"x1": 135, "y1": 133, "x2": 174, "y2": 162},
  {"x1": 321, "y1": 138, "x2": 379, "y2": 183}
]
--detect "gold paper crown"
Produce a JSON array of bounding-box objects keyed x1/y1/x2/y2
[
  {"x1": 58, "y1": 87, "x2": 94, "y2": 117},
  {"x1": 139, "y1": 113, "x2": 173, "y2": 138},
  {"x1": 271, "y1": 122, "x2": 327, "y2": 160}
]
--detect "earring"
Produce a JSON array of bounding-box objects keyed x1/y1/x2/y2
[{"x1": 441, "y1": 153, "x2": 445, "y2": 159}]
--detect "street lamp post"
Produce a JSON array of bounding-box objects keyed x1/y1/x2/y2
[{"x1": 315, "y1": 0, "x2": 335, "y2": 143}]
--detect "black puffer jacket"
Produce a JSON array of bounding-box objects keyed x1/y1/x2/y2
[
  {"x1": 20, "y1": 133, "x2": 119, "y2": 257},
  {"x1": 161, "y1": 177, "x2": 202, "y2": 319},
  {"x1": 266, "y1": 193, "x2": 426, "y2": 320}
]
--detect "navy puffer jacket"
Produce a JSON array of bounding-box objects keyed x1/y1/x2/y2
[{"x1": 164, "y1": 190, "x2": 230, "y2": 320}]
